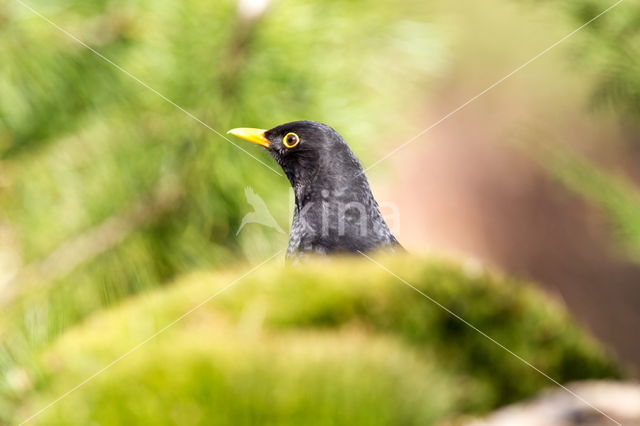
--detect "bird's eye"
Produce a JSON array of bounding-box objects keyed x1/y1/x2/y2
[{"x1": 283, "y1": 132, "x2": 300, "y2": 148}]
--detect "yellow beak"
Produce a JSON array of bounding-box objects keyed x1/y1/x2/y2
[{"x1": 226, "y1": 128, "x2": 270, "y2": 148}]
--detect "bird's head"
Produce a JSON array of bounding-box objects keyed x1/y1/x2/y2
[{"x1": 227, "y1": 121, "x2": 363, "y2": 191}]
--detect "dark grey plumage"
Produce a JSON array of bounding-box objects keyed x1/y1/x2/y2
[{"x1": 261, "y1": 121, "x2": 402, "y2": 258}]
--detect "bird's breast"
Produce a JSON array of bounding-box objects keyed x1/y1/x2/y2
[{"x1": 286, "y1": 194, "x2": 397, "y2": 257}]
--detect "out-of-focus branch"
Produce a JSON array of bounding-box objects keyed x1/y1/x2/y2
[
  {"x1": 0, "y1": 177, "x2": 184, "y2": 307},
  {"x1": 0, "y1": 0, "x2": 270, "y2": 308}
]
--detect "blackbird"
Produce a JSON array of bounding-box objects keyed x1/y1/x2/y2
[{"x1": 228, "y1": 121, "x2": 401, "y2": 258}]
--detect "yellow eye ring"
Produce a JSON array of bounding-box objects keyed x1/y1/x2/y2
[{"x1": 283, "y1": 132, "x2": 300, "y2": 148}]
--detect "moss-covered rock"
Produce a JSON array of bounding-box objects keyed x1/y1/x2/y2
[{"x1": 11, "y1": 255, "x2": 621, "y2": 425}]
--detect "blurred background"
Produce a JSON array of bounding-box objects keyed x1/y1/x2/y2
[{"x1": 1, "y1": 0, "x2": 639, "y2": 424}]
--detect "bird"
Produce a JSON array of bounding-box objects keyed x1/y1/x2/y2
[
  {"x1": 236, "y1": 187, "x2": 285, "y2": 235},
  {"x1": 228, "y1": 121, "x2": 402, "y2": 258}
]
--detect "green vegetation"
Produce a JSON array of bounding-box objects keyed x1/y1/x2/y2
[
  {"x1": 560, "y1": 0, "x2": 640, "y2": 116},
  {"x1": 519, "y1": 0, "x2": 640, "y2": 263},
  {"x1": 0, "y1": 0, "x2": 441, "y2": 359},
  {"x1": 7, "y1": 255, "x2": 620, "y2": 424}
]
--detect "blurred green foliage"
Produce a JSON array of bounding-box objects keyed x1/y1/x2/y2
[
  {"x1": 521, "y1": 0, "x2": 640, "y2": 262},
  {"x1": 7, "y1": 255, "x2": 620, "y2": 424},
  {"x1": 560, "y1": 0, "x2": 640, "y2": 116},
  {"x1": 0, "y1": 0, "x2": 441, "y2": 346}
]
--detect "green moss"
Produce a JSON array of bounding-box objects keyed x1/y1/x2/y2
[
  {"x1": 10, "y1": 255, "x2": 621, "y2": 424},
  {"x1": 214, "y1": 256, "x2": 621, "y2": 408},
  {"x1": 21, "y1": 324, "x2": 458, "y2": 425}
]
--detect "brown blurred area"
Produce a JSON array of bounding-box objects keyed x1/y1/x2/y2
[
  {"x1": 384, "y1": 93, "x2": 640, "y2": 374},
  {"x1": 374, "y1": 0, "x2": 640, "y2": 374}
]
